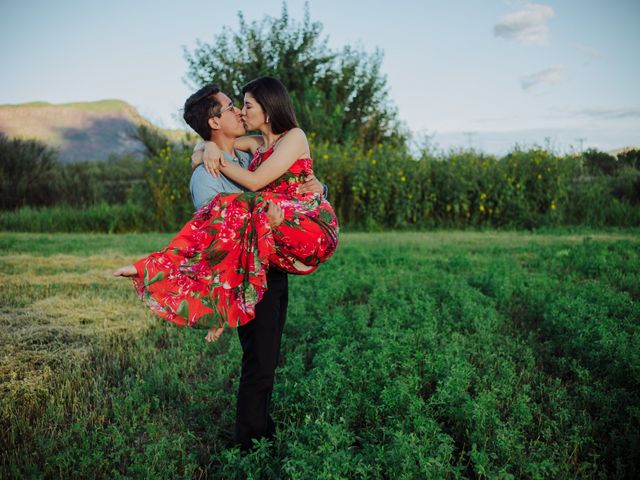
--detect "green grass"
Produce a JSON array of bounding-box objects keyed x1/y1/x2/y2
[
  {"x1": 1, "y1": 230, "x2": 639, "y2": 478},
  {"x1": 0, "y1": 204, "x2": 155, "y2": 234}
]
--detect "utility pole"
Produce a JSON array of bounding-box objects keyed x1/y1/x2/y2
[{"x1": 462, "y1": 131, "x2": 476, "y2": 150}]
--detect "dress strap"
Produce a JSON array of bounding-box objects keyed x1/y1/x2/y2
[
  {"x1": 259, "y1": 130, "x2": 290, "y2": 155},
  {"x1": 272, "y1": 129, "x2": 290, "y2": 150}
]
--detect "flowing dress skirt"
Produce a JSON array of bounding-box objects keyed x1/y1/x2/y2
[{"x1": 132, "y1": 190, "x2": 338, "y2": 329}]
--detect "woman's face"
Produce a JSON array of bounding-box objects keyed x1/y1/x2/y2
[{"x1": 241, "y1": 92, "x2": 268, "y2": 131}]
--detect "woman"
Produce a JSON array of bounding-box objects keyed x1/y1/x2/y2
[{"x1": 114, "y1": 77, "x2": 339, "y2": 342}]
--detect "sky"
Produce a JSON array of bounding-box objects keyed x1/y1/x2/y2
[{"x1": 1, "y1": 0, "x2": 639, "y2": 154}]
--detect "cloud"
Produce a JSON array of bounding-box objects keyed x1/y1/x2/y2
[
  {"x1": 521, "y1": 65, "x2": 564, "y2": 90},
  {"x1": 573, "y1": 43, "x2": 604, "y2": 60},
  {"x1": 573, "y1": 43, "x2": 605, "y2": 66},
  {"x1": 546, "y1": 106, "x2": 640, "y2": 122},
  {"x1": 575, "y1": 107, "x2": 640, "y2": 120},
  {"x1": 494, "y1": 3, "x2": 555, "y2": 46}
]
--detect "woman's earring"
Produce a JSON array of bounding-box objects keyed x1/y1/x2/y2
[{"x1": 266, "y1": 115, "x2": 270, "y2": 124}]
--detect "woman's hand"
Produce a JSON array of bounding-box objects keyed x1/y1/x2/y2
[
  {"x1": 191, "y1": 150, "x2": 204, "y2": 170},
  {"x1": 203, "y1": 142, "x2": 227, "y2": 177}
]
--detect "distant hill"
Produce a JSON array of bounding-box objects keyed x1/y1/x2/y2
[
  {"x1": 608, "y1": 146, "x2": 640, "y2": 158},
  {"x1": 0, "y1": 100, "x2": 192, "y2": 162}
]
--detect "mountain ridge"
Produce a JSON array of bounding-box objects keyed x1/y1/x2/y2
[{"x1": 0, "y1": 99, "x2": 191, "y2": 162}]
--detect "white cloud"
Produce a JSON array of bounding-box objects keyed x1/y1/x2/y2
[
  {"x1": 494, "y1": 3, "x2": 555, "y2": 46},
  {"x1": 521, "y1": 65, "x2": 564, "y2": 90},
  {"x1": 573, "y1": 43, "x2": 604, "y2": 60},
  {"x1": 573, "y1": 43, "x2": 605, "y2": 66},
  {"x1": 576, "y1": 107, "x2": 640, "y2": 120}
]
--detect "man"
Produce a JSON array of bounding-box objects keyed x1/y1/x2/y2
[{"x1": 182, "y1": 83, "x2": 324, "y2": 452}]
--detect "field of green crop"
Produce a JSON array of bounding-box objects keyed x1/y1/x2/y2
[{"x1": 1, "y1": 231, "x2": 639, "y2": 479}]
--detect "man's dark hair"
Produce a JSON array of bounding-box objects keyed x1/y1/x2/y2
[
  {"x1": 241, "y1": 77, "x2": 298, "y2": 134},
  {"x1": 183, "y1": 83, "x2": 222, "y2": 140}
]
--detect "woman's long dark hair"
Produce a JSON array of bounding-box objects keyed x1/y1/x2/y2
[{"x1": 242, "y1": 76, "x2": 298, "y2": 134}]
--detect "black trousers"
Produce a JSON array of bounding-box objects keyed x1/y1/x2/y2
[{"x1": 235, "y1": 268, "x2": 288, "y2": 451}]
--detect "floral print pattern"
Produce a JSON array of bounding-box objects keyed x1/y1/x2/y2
[{"x1": 131, "y1": 145, "x2": 339, "y2": 329}]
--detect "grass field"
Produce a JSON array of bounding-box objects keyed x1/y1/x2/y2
[{"x1": 1, "y1": 230, "x2": 639, "y2": 479}]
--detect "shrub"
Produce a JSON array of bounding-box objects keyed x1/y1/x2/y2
[
  {"x1": 2, "y1": 131, "x2": 638, "y2": 231},
  {"x1": 582, "y1": 148, "x2": 618, "y2": 175},
  {"x1": 137, "y1": 142, "x2": 194, "y2": 231},
  {"x1": 617, "y1": 148, "x2": 640, "y2": 170},
  {"x1": 0, "y1": 134, "x2": 59, "y2": 209}
]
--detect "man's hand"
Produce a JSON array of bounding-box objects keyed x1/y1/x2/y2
[
  {"x1": 266, "y1": 200, "x2": 284, "y2": 229},
  {"x1": 297, "y1": 174, "x2": 324, "y2": 195},
  {"x1": 203, "y1": 142, "x2": 228, "y2": 177}
]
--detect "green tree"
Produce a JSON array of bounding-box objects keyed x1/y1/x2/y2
[
  {"x1": 183, "y1": 2, "x2": 404, "y2": 146},
  {"x1": 617, "y1": 148, "x2": 640, "y2": 170},
  {"x1": 129, "y1": 125, "x2": 195, "y2": 230},
  {"x1": 0, "y1": 134, "x2": 59, "y2": 209},
  {"x1": 582, "y1": 148, "x2": 618, "y2": 176}
]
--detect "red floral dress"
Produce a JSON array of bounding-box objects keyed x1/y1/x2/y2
[{"x1": 131, "y1": 144, "x2": 339, "y2": 329}]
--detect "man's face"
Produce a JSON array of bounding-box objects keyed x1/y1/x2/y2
[{"x1": 210, "y1": 92, "x2": 245, "y2": 138}]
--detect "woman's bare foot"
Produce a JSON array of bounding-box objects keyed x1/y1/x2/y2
[
  {"x1": 113, "y1": 264, "x2": 138, "y2": 277},
  {"x1": 205, "y1": 325, "x2": 225, "y2": 343}
]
